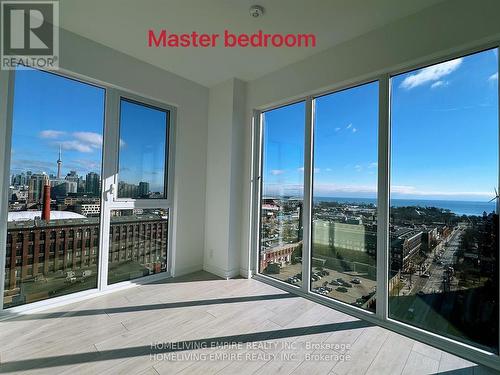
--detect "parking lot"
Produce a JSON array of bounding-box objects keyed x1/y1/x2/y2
[{"x1": 265, "y1": 261, "x2": 376, "y2": 308}]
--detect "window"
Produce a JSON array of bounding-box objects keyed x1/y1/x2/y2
[
  {"x1": 259, "y1": 101, "x2": 305, "y2": 286},
  {"x1": 254, "y1": 46, "x2": 500, "y2": 362},
  {"x1": 3, "y1": 67, "x2": 104, "y2": 308},
  {"x1": 310, "y1": 81, "x2": 379, "y2": 311},
  {"x1": 108, "y1": 209, "x2": 168, "y2": 284},
  {"x1": 389, "y1": 49, "x2": 498, "y2": 352},
  {"x1": 117, "y1": 99, "x2": 169, "y2": 199}
]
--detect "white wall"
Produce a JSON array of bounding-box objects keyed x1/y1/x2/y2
[
  {"x1": 239, "y1": 0, "x2": 500, "y2": 275},
  {"x1": 59, "y1": 29, "x2": 209, "y2": 276},
  {"x1": 204, "y1": 79, "x2": 246, "y2": 278}
]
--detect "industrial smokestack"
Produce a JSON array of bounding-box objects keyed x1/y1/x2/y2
[{"x1": 42, "y1": 183, "x2": 51, "y2": 221}]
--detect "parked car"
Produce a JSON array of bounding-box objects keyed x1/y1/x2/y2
[
  {"x1": 336, "y1": 287, "x2": 348, "y2": 293},
  {"x1": 351, "y1": 278, "x2": 361, "y2": 284}
]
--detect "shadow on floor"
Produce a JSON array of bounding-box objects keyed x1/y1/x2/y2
[
  {"x1": 150, "y1": 270, "x2": 230, "y2": 284},
  {"x1": 0, "y1": 320, "x2": 373, "y2": 373},
  {"x1": 7, "y1": 293, "x2": 298, "y2": 321}
]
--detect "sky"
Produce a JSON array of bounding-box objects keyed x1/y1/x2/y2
[
  {"x1": 119, "y1": 100, "x2": 167, "y2": 193},
  {"x1": 10, "y1": 67, "x2": 167, "y2": 192},
  {"x1": 262, "y1": 48, "x2": 499, "y2": 202}
]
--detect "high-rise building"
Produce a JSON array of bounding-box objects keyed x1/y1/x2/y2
[
  {"x1": 118, "y1": 181, "x2": 139, "y2": 198},
  {"x1": 85, "y1": 172, "x2": 100, "y2": 196},
  {"x1": 28, "y1": 173, "x2": 49, "y2": 203},
  {"x1": 138, "y1": 182, "x2": 150, "y2": 197},
  {"x1": 50, "y1": 179, "x2": 78, "y2": 197},
  {"x1": 65, "y1": 170, "x2": 78, "y2": 183}
]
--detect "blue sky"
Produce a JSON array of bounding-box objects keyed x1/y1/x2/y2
[
  {"x1": 119, "y1": 100, "x2": 167, "y2": 192},
  {"x1": 11, "y1": 68, "x2": 105, "y2": 178},
  {"x1": 263, "y1": 48, "x2": 498, "y2": 202},
  {"x1": 10, "y1": 68, "x2": 167, "y2": 192}
]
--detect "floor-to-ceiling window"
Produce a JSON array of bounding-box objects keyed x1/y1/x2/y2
[
  {"x1": 311, "y1": 82, "x2": 379, "y2": 311},
  {"x1": 259, "y1": 101, "x2": 305, "y2": 286},
  {"x1": 255, "y1": 46, "x2": 500, "y2": 359},
  {"x1": 3, "y1": 67, "x2": 105, "y2": 308},
  {"x1": 389, "y1": 48, "x2": 499, "y2": 353},
  {"x1": 1, "y1": 69, "x2": 175, "y2": 310}
]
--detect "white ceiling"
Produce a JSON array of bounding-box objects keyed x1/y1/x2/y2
[{"x1": 59, "y1": 0, "x2": 445, "y2": 87}]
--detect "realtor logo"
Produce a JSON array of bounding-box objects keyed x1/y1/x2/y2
[{"x1": 1, "y1": 1, "x2": 59, "y2": 70}]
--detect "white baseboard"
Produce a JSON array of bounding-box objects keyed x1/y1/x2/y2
[
  {"x1": 173, "y1": 263, "x2": 204, "y2": 278},
  {"x1": 239, "y1": 268, "x2": 253, "y2": 279},
  {"x1": 203, "y1": 263, "x2": 240, "y2": 279}
]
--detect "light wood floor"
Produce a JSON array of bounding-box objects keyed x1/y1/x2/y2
[{"x1": 0, "y1": 271, "x2": 497, "y2": 375}]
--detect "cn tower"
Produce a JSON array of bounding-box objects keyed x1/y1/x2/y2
[{"x1": 57, "y1": 145, "x2": 62, "y2": 179}]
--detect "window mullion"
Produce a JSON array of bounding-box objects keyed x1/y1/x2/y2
[
  {"x1": 98, "y1": 89, "x2": 119, "y2": 291},
  {"x1": 301, "y1": 97, "x2": 314, "y2": 294},
  {"x1": 376, "y1": 74, "x2": 390, "y2": 320},
  {"x1": 0, "y1": 69, "x2": 14, "y2": 311}
]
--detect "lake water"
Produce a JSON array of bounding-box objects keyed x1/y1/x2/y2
[{"x1": 314, "y1": 197, "x2": 496, "y2": 216}]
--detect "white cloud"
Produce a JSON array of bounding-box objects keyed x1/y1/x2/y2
[
  {"x1": 489, "y1": 72, "x2": 498, "y2": 82},
  {"x1": 334, "y1": 127, "x2": 341, "y2": 132},
  {"x1": 39, "y1": 130, "x2": 66, "y2": 139},
  {"x1": 59, "y1": 141, "x2": 93, "y2": 153},
  {"x1": 400, "y1": 58, "x2": 462, "y2": 90},
  {"x1": 263, "y1": 183, "x2": 303, "y2": 196},
  {"x1": 41, "y1": 130, "x2": 106, "y2": 154},
  {"x1": 354, "y1": 165, "x2": 362, "y2": 172},
  {"x1": 58, "y1": 132, "x2": 104, "y2": 153},
  {"x1": 297, "y1": 167, "x2": 319, "y2": 173},
  {"x1": 270, "y1": 169, "x2": 285, "y2": 176},
  {"x1": 352, "y1": 127, "x2": 357, "y2": 133},
  {"x1": 314, "y1": 183, "x2": 376, "y2": 195},
  {"x1": 368, "y1": 162, "x2": 378, "y2": 169},
  {"x1": 346, "y1": 123, "x2": 352, "y2": 129},
  {"x1": 73, "y1": 132, "x2": 103, "y2": 148},
  {"x1": 430, "y1": 80, "x2": 448, "y2": 89},
  {"x1": 325, "y1": 168, "x2": 332, "y2": 172},
  {"x1": 391, "y1": 185, "x2": 491, "y2": 199},
  {"x1": 70, "y1": 159, "x2": 100, "y2": 170}
]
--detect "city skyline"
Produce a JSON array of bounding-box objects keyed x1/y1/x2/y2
[
  {"x1": 263, "y1": 48, "x2": 499, "y2": 202},
  {"x1": 9, "y1": 67, "x2": 166, "y2": 192}
]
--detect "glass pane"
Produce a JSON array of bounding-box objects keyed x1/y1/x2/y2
[
  {"x1": 259, "y1": 102, "x2": 305, "y2": 287},
  {"x1": 4, "y1": 67, "x2": 104, "y2": 308},
  {"x1": 118, "y1": 99, "x2": 168, "y2": 199},
  {"x1": 389, "y1": 48, "x2": 499, "y2": 352},
  {"x1": 108, "y1": 209, "x2": 168, "y2": 284},
  {"x1": 311, "y1": 82, "x2": 379, "y2": 311}
]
